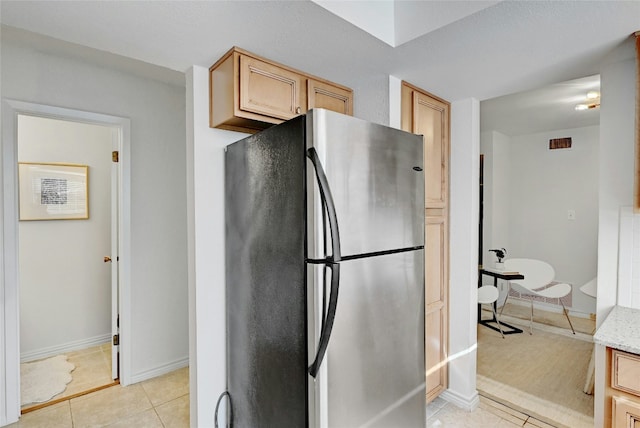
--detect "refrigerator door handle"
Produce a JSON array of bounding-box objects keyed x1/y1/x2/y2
[
  {"x1": 307, "y1": 147, "x2": 341, "y2": 262},
  {"x1": 214, "y1": 391, "x2": 232, "y2": 428},
  {"x1": 309, "y1": 262, "x2": 340, "y2": 378},
  {"x1": 307, "y1": 147, "x2": 342, "y2": 376}
]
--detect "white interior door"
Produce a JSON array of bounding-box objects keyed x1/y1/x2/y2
[{"x1": 111, "y1": 131, "x2": 120, "y2": 380}]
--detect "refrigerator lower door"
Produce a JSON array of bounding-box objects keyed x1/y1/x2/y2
[{"x1": 309, "y1": 250, "x2": 425, "y2": 427}]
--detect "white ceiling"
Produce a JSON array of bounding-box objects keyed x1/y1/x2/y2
[
  {"x1": 312, "y1": 0, "x2": 501, "y2": 47},
  {"x1": 1, "y1": 1, "x2": 638, "y2": 135},
  {"x1": 481, "y1": 74, "x2": 602, "y2": 137}
]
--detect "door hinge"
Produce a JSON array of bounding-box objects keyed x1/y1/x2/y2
[
  {"x1": 112, "y1": 151, "x2": 119, "y2": 163},
  {"x1": 113, "y1": 334, "x2": 120, "y2": 346}
]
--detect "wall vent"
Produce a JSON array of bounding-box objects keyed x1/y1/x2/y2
[{"x1": 549, "y1": 137, "x2": 572, "y2": 150}]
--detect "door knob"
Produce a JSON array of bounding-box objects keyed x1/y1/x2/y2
[{"x1": 104, "y1": 256, "x2": 112, "y2": 263}]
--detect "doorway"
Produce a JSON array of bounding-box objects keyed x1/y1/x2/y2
[
  {"x1": 0, "y1": 100, "x2": 131, "y2": 422},
  {"x1": 476, "y1": 75, "x2": 600, "y2": 426},
  {"x1": 17, "y1": 114, "x2": 118, "y2": 412}
]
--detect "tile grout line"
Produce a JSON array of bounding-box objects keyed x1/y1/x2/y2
[
  {"x1": 140, "y1": 377, "x2": 167, "y2": 427},
  {"x1": 153, "y1": 406, "x2": 168, "y2": 428}
]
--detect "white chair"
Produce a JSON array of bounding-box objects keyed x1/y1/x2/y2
[
  {"x1": 478, "y1": 285, "x2": 504, "y2": 338},
  {"x1": 500, "y1": 258, "x2": 575, "y2": 335}
]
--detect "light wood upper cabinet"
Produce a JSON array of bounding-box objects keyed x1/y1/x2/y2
[
  {"x1": 307, "y1": 78, "x2": 353, "y2": 116},
  {"x1": 401, "y1": 82, "x2": 450, "y2": 212},
  {"x1": 239, "y1": 55, "x2": 304, "y2": 121},
  {"x1": 210, "y1": 47, "x2": 353, "y2": 133},
  {"x1": 413, "y1": 92, "x2": 448, "y2": 208}
]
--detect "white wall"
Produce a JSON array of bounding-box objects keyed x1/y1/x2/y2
[
  {"x1": 1, "y1": 28, "x2": 188, "y2": 384},
  {"x1": 511, "y1": 126, "x2": 599, "y2": 314},
  {"x1": 480, "y1": 126, "x2": 599, "y2": 315},
  {"x1": 351, "y1": 73, "x2": 391, "y2": 126},
  {"x1": 443, "y1": 98, "x2": 480, "y2": 410},
  {"x1": 18, "y1": 115, "x2": 112, "y2": 360},
  {"x1": 480, "y1": 130, "x2": 511, "y2": 271},
  {"x1": 594, "y1": 51, "x2": 636, "y2": 427},
  {"x1": 186, "y1": 66, "x2": 248, "y2": 428},
  {"x1": 596, "y1": 55, "x2": 636, "y2": 323},
  {"x1": 618, "y1": 207, "x2": 640, "y2": 308}
]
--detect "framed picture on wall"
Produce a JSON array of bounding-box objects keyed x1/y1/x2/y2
[{"x1": 18, "y1": 162, "x2": 89, "y2": 221}]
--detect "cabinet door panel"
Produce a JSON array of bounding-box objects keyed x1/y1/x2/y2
[
  {"x1": 426, "y1": 217, "x2": 445, "y2": 307},
  {"x1": 307, "y1": 79, "x2": 353, "y2": 116},
  {"x1": 613, "y1": 396, "x2": 640, "y2": 428},
  {"x1": 412, "y1": 92, "x2": 448, "y2": 209},
  {"x1": 425, "y1": 215, "x2": 447, "y2": 402},
  {"x1": 239, "y1": 55, "x2": 303, "y2": 120},
  {"x1": 613, "y1": 350, "x2": 640, "y2": 397},
  {"x1": 426, "y1": 310, "x2": 445, "y2": 397}
]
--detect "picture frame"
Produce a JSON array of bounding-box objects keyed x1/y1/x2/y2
[{"x1": 18, "y1": 162, "x2": 89, "y2": 221}]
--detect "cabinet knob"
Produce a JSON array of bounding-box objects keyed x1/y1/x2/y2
[
  {"x1": 296, "y1": 107, "x2": 301, "y2": 114},
  {"x1": 104, "y1": 256, "x2": 112, "y2": 263}
]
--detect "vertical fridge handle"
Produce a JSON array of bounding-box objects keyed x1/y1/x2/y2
[
  {"x1": 307, "y1": 148, "x2": 341, "y2": 262},
  {"x1": 307, "y1": 147, "x2": 342, "y2": 377},
  {"x1": 214, "y1": 391, "x2": 232, "y2": 428},
  {"x1": 309, "y1": 263, "x2": 340, "y2": 378}
]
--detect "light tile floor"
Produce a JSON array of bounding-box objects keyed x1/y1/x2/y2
[
  {"x1": 16, "y1": 365, "x2": 557, "y2": 428},
  {"x1": 9, "y1": 366, "x2": 189, "y2": 428},
  {"x1": 428, "y1": 395, "x2": 558, "y2": 427}
]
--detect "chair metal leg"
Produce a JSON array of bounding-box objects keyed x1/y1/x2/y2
[
  {"x1": 491, "y1": 306, "x2": 505, "y2": 338},
  {"x1": 560, "y1": 299, "x2": 576, "y2": 334},
  {"x1": 529, "y1": 298, "x2": 534, "y2": 335},
  {"x1": 499, "y1": 284, "x2": 510, "y2": 316}
]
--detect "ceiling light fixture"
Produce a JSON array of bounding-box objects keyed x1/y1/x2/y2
[{"x1": 575, "y1": 91, "x2": 600, "y2": 111}]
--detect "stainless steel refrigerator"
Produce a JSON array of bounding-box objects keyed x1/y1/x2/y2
[{"x1": 224, "y1": 109, "x2": 425, "y2": 427}]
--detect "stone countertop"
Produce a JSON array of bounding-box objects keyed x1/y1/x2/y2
[{"x1": 594, "y1": 305, "x2": 640, "y2": 354}]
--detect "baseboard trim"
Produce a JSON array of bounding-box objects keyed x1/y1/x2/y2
[
  {"x1": 129, "y1": 356, "x2": 189, "y2": 384},
  {"x1": 21, "y1": 334, "x2": 111, "y2": 363},
  {"x1": 503, "y1": 296, "x2": 592, "y2": 319},
  {"x1": 440, "y1": 388, "x2": 480, "y2": 411}
]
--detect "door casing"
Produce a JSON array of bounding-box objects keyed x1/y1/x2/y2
[{"x1": 0, "y1": 99, "x2": 131, "y2": 425}]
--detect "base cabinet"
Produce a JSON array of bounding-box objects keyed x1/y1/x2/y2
[
  {"x1": 606, "y1": 348, "x2": 640, "y2": 427},
  {"x1": 613, "y1": 396, "x2": 640, "y2": 428}
]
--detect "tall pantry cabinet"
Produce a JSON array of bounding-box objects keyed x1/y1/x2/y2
[{"x1": 401, "y1": 81, "x2": 450, "y2": 403}]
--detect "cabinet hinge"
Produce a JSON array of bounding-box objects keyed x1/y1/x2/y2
[
  {"x1": 112, "y1": 151, "x2": 119, "y2": 163},
  {"x1": 113, "y1": 334, "x2": 119, "y2": 346}
]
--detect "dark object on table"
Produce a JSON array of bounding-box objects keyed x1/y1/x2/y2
[{"x1": 489, "y1": 248, "x2": 506, "y2": 262}]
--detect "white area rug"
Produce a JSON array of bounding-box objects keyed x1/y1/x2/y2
[{"x1": 21, "y1": 355, "x2": 75, "y2": 406}]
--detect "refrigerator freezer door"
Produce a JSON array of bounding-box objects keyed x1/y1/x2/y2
[
  {"x1": 311, "y1": 250, "x2": 425, "y2": 427},
  {"x1": 307, "y1": 109, "x2": 424, "y2": 260}
]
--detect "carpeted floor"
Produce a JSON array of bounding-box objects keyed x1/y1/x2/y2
[{"x1": 477, "y1": 319, "x2": 594, "y2": 428}]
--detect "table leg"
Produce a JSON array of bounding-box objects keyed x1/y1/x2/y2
[{"x1": 478, "y1": 276, "x2": 523, "y2": 334}]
